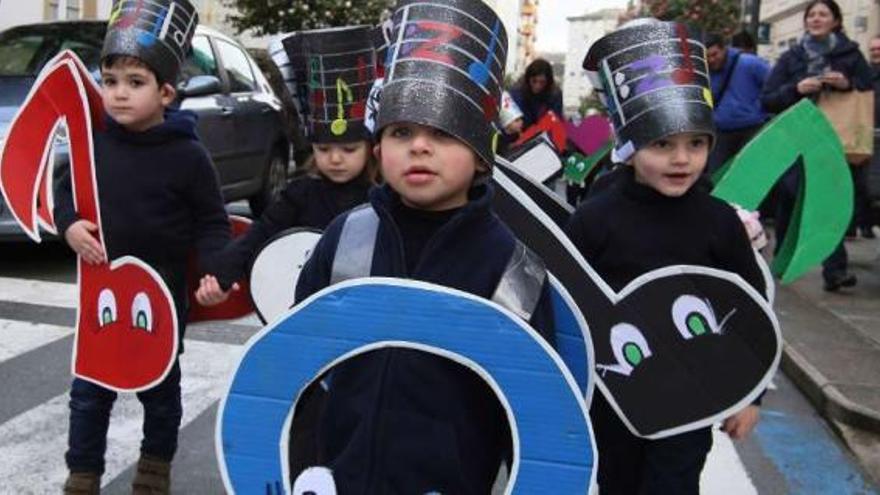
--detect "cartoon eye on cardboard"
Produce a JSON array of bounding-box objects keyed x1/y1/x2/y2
[
  {"x1": 0, "y1": 51, "x2": 179, "y2": 392},
  {"x1": 491, "y1": 165, "x2": 782, "y2": 438},
  {"x1": 216, "y1": 279, "x2": 596, "y2": 494}
]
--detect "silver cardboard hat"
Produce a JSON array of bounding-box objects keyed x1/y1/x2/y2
[
  {"x1": 378, "y1": 0, "x2": 508, "y2": 165},
  {"x1": 583, "y1": 19, "x2": 715, "y2": 161},
  {"x1": 102, "y1": 0, "x2": 199, "y2": 83}
]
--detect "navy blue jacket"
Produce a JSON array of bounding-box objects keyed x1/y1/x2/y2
[
  {"x1": 510, "y1": 87, "x2": 564, "y2": 128},
  {"x1": 711, "y1": 48, "x2": 770, "y2": 131},
  {"x1": 761, "y1": 34, "x2": 873, "y2": 114},
  {"x1": 294, "y1": 183, "x2": 555, "y2": 495},
  {"x1": 54, "y1": 109, "x2": 230, "y2": 314}
]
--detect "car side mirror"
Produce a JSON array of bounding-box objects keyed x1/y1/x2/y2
[{"x1": 177, "y1": 75, "x2": 222, "y2": 98}]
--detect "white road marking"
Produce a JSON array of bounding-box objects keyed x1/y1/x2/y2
[
  {"x1": 701, "y1": 427, "x2": 758, "y2": 495},
  {"x1": 0, "y1": 318, "x2": 72, "y2": 363}
]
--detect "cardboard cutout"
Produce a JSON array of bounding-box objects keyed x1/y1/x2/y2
[
  {"x1": 492, "y1": 164, "x2": 781, "y2": 438},
  {"x1": 188, "y1": 215, "x2": 256, "y2": 323},
  {"x1": 503, "y1": 134, "x2": 564, "y2": 185},
  {"x1": 513, "y1": 111, "x2": 567, "y2": 152},
  {"x1": 249, "y1": 228, "x2": 323, "y2": 324},
  {"x1": 216, "y1": 279, "x2": 596, "y2": 494},
  {"x1": 563, "y1": 142, "x2": 612, "y2": 187},
  {"x1": 0, "y1": 52, "x2": 179, "y2": 392},
  {"x1": 711, "y1": 100, "x2": 853, "y2": 283},
  {"x1": 566, "y1": 114, "x2": 613, "y2": 157}
]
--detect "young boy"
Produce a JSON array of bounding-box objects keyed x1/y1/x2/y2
[
  {"x1": 291, "y1": 1, "x2": 556, "y2": 493},
  {"x1": 565, "y1": 20, "x2": 766, "y2": 494},
  {"x1": 54, "y1": 2, "x2": 230, "y2": 493}
]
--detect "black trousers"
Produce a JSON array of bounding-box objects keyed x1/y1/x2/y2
[{"x1": 591, "y1": 393, "x2": 712, "y2": 495}]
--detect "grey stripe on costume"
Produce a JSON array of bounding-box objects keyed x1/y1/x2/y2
[
  {"x1": 330, "y1": 205, "x2": 380, "y2": 284},
  {"x1": 491, "y1": 242, "x2": 546, "y2": 322}
]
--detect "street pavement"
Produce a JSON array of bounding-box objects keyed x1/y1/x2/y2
[{"x1": 0, "y1": 241, "x2": 878, "y2": 494}]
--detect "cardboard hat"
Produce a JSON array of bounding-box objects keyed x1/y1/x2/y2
[
  {"x1": 276, "y1": 33, "x2": 311, "y2": 138},
  {"x1": 499, "y1": 91, "x2": 524, "y2": 128},
  {"x1": 378, "y1": 0, "x2": 508, "y2": 165},
  {"x1": 295, "y1": 26, "x2": 378, "y2": 143},
  {"x1": 582, "y1": 19, "x2": 715, "y2": 162},
  {"x1": 102, "y1": 0, "x2": 199, "y2": 84}
]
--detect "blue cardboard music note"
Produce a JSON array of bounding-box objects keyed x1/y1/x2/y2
[{"x1": 468, "y1": 20, "x2": 500, "y2": 86}]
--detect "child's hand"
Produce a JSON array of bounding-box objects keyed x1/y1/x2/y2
[
  {"x1": 195, "y1": 275, "x2": 239, "y2": 307},
  {"x1": 721, "y1": 405, "x2": 760, "y2": 440},
  {"x1": 64, "y1": 220, "x2": 106, "y2": 265}
]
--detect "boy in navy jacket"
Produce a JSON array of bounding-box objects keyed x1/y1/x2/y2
[{"x1": 293, "y1": 1, "x2": 555, "y2": 493}]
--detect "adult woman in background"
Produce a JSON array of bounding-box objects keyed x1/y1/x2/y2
[
  {"x1": 761, "y1": 0, "x2": 872, "y2": 291},
  {"x1": 510, "y1": 58, "x2": 563, "y2": 128}
]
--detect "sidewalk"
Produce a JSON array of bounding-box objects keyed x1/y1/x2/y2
[{"x1": 772, "y1": 233, "x2": 880, "y2": 477}]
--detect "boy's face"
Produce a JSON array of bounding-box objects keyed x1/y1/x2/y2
[
  {"x1": 631, "y1": 133, "x2": 710, "y2": 197},
  {"x1": 376, "y1": 123, "x2": 482, "y2": 211},
  {"x1": 100, "y1": 62, "x2": 174, "y2": 132}
]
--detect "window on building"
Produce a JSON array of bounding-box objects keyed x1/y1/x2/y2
[
  {"x1": 216, "y1": 39, "x2": 257, "y2": 93},
  {"x1": 44, "y1": 0, "x2": 81, "y2": 21}
]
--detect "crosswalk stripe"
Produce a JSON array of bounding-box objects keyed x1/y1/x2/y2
[
  {"x1": 0, "y1": 339, "x2": 242, "y2": 493},
  {"x1": 701, "y1": 427, "x2": 758, "y2": 494},
  {"x1": 0, "y1": 276, "x2": 261, "y2": 328},
  {"x1": 0, "y1": 318, "x2": 73, "y2": 363}
]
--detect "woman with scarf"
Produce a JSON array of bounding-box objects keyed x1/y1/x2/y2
[{"x1": 761, "y1": 0, "x2": 872, "y2": 291}]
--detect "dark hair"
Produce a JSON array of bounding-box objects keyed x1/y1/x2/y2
[
  {"x1": 731, "y1": 31, "x2": 757, "y2": 51},
  {"x1": 522, "y1": 58, "x2": 556, "y2": 95},
  {"x1": 100, "y1": 54, "x2": 166, "y2": 86},
  {"x1": 803, "y1": 0, "x2": 843, "y2": 32},
  {"x1": 704, "y1": 33, "x2": 726, "y2": 49}
]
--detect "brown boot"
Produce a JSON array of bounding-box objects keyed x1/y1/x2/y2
[
  {"x1": 63, "y1": 471, "x2": 100, "y2": 495},
  {"x1": 131, "y1": 454, "x2": 171, "y2": 495}
]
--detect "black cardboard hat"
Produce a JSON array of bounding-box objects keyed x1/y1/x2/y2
[
  {"x1": 275, "y1": 33, "x2": 311, "y2": 138},
  {"x1": 583, "y1": 19, "x2": 715, "y2": 162},
  {"x1": 295, "y1": 26, "x2": 378, "y2": 144},
  {"x1": 102, "y1": 0, "x2": 199, "y2": 84},
  {"x1": 378, "y1": 0, "x2": 508, "y2": 165}
]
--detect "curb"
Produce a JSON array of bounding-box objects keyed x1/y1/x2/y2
[{"x1": 781, "y1": 342, "x2": 880, "y2": 434}]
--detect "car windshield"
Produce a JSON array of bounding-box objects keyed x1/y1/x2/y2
[{"x1": 0, "y1": 23, "x2": 105, "y2": 76}]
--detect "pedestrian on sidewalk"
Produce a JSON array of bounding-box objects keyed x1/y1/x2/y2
[
  {"x1": 568, "y1": 19, "x2": 768, "y2": 495},
  {"x1": 53, "y1": 1, "x2": 231, "y2": 494},
  {"x1": 705, "y1": 32, "x2": 770, "y2": 175},
  {"x1": 289, "y1": 1, "x2": 557, "y2": 492},
  {"x1": 761, "y1": 0, "x2": 873, "y2": 291}
]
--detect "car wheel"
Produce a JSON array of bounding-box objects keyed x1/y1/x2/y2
[{"x1": 249, "y1": 151, "x2": 288, "y2": 217}]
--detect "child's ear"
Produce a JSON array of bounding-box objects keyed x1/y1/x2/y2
[
  {"x1": 373, "y1": 142, "x2": 382, "y2": 162},
  {"x1": 159, "y1": 83, "x2": 177, "y2": 107}
]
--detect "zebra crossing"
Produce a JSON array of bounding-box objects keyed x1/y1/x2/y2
[{"x1": 0, "y1": 275, "x2": 763, "y2": 494}]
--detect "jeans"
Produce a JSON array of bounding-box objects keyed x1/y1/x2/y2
[{"x1": 65, "y1": 362, "x2": 182, "y2": 474}]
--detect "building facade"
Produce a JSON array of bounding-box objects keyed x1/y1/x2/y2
[
  {"x1": 562, "y1": 7, "x2": 622, "y2": 117},
  {"x1": 0, "y1": 0, "x2": 112, "y2": 31},
  {"x1": 759, "y1": 0, "x2": 879, "y2": 62}
]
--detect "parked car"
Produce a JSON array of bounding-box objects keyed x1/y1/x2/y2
[{"x1": 0, "y1": 21, "x2": 292, "y2": 240}]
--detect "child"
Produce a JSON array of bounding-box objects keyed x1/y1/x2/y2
[
  {"x1": 565, "y1": 20, "x2": 766, "y2": 494},
  {"x1": 291, "y1": 1, "x2": 556, "y2": 493},
  {"x1": 194, "y1": 26, "x2": 380, "y2": 304},
  {"x1": 53, "y1": 2, "x2": 230, "y2": 493}
]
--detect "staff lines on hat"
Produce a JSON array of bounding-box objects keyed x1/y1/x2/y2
[
  {"x1": 319, "y1": 55, "x2": 329, "y2": 122},
  {"x1": 313, "y1": 116, "x2": 366, "y2": 124},
  {"x1": 395, "y1": 32, "x2": 503, "y2": 90},
  {"x1": 395, "y1": 2, "x2": 508, "y2": 56},
  {"x1": 391, "y1": 55, "x2": 498, "y2": 101},
  {"x1": 616, "y1": 83, "x2": 710, "y2": 113},
  {"x1": 610, "y1": 55, "x2": 708, "y2": 82},
  {"x1": 618, "y1": 99, "x2": 712, "y2": 134},
  {"x1": 310, "y1": 80, "x2": 374, "y2": 92},
  {"x1": 600, "y1": 37, "x2": 706, "y2": 66},
  {"x1": 115, "y1": 0, "x2": 197, "y2": 41},
  {"x1": 384, "y1": 76, "x2": 487, "y2": 117},
  {"x1": 397, "y1": 19, "x2": 506, "y2": 79},
  {"x1": 306, "y1": 47, "x2": 376, "y2": 60}
]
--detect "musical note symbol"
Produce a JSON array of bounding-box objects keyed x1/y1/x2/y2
[
  {"x1": 468, "y1": 20, "x2": 501, "y2": 87},
  {"x1": 137, "y1": 6, "x2": 167, "y2": 47},
  {"x1": 671, "y1": 24, "x2": 696, "y2": 84},
  {"x1": 331, "y1": 78, "x2": 354, "y2": 136},
  {"x1": 309, "y1": 58, "x2": 321, "y2": 89},
  {"x1": 351, "y1": 56, "x2": 367, "y2": 119},
  {"x1": 112, "y1": 0, "x2": 144, "y2": 30}
]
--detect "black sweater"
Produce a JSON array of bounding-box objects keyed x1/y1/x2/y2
[
  {"x1": 54, "y1": 110, "x2": 230, "y2": 305},
  {"x1": 294, "y1": 183, "x2": 555, "y2": 495},
  {"x1": 564, "y1": 166, "x2": 765, "y2": 295},
  {"x1": 214, "y1": 174, "x2": 370, "y2": 288}
]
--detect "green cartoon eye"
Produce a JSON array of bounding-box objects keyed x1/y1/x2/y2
[
  {"x1": 131, "y1": 292, "x2": 153, "y2": 332},
  {"x1": 673, "y1": 295, "x2": 721, "y2": 340},
  {"x1": 623, "y1": 342, "x2": 645, "y2": 366},
  {"x1": 686, "y1": 313, "x2": 709, "y2": 336},
  {"x1": 97, "y1": 288, "x2": 117, "y2": 328}
]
